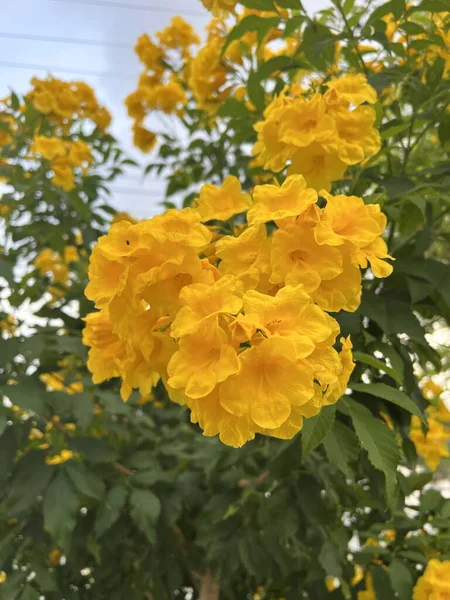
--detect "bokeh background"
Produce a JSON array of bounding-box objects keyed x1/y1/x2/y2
[{"x1": 1, "y1": 0, "x2": 329, "y2": 218}]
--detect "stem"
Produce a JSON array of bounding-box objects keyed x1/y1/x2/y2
[
  {"x1": 199, "y1": 571, "x2": 219, "y2": 600},
  {"x1": 333, "y1": 0, "x2": 368, "y2": 75}
]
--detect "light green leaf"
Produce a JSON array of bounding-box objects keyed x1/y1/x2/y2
[
  {"x1": 344, "y1": 397, "x2": 401, "y2": 500},
  {"x1": 380, "y1": 122, "x2": 410, "y2": 139},
  {"x1": 353, "y1": 351, "x2": 402, "y2": 384},
  {"x1": 302, "y1": 405, "x2": 336, "y2": 457},
  {"x1": 350, "y1": 382, "x2": 425, "y2": 423}
]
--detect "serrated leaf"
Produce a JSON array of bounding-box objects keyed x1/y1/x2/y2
[
  {"x1": 350, "y1": 382, "x2": 425, "y2": 423},
  {"x1": 129, "y1": 488, "x2": 161, "y2": 544},
  {"x1": 323, "y1": 421, "x2": 360, "y2": 478},
  {"x1": 66, "y1": 462, "x2": 105, "y2": 500},
  {"x1": 238, "y1": 534, "x2": 268, "y2": 576},
  {"x1": 5, "y1": 451, "x2": 53, "y2": 516},
  {"x1": 302, "y1": 405, "x2": 336, "y2": 457},
  {"x1": 344, "y1": 397, "x2": 401, "y2": 500},
  {"x1": 43, "y1": 472, "x2": 78, "y2": 551},
  {"x1": 95, "y1": 485, "x2": 128, "y2": 537}
]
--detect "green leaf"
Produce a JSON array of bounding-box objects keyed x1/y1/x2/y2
[
  {"x1": 19, "y1": 586, "x2": 41, "y2": 600},
  {"x1": 2, "y1": 377, "x2": 46, "y2": 416},
  {"x1": 350, "y1": 382, "x2": 425, "y2": 423},
  {"x1": 71, "y1": 393, "x2": 94, "y2": 430},
  {"x1": 43, "y1": 472, "x2": 78, "y2": 551},
  {"x1": 66, "y1": 462, "x2": 105, "y2": 500},
  {"x1": 69, "y1": 437, "x2": 118, "y2": 463},
  {"x1": 222, "y1": 15, "x2": 279, "y2": 55},
  {"x1": 389, "y1": 559, "x2": 414, "y2": 599},
  {"x1": 5, "y1": 451, "x2": 53, "y2": 516},
  {"x1": 95, "y1": 485, "x2": 128, "y2": 537},
  {"x1": 380, "y1": 122, "x2": 410, "y2": 139},
  {"x1": 302, "y1": 405, "x2": 336, "y2": 457},
  {"x1": 319, "y1": 541, "x2": 342, "y2": 578},
  {"x1": 353, "y1": 351, "x2": 402, "y2": 384},
  {"x1": 323, "y1": 421, "x2": 360, "y2": 478},
  {"x1": 343, "y1": 397, "x2": 401, "y2": 500},
  {"x1": 372, "y1": 564, "x2": 396, "y2": 600},
  {"x1": 239, "y1": 0, "x2": 275, "y2": 8},
  {"x1": 238, "y1": 534, "x2": 268, "y2": 577},
  {"x1": 129, "y1": 488, "x2": 161, "y2": 544},
  {"x1": 410, "y1": 0, "x2": 449, "y2": 12}
]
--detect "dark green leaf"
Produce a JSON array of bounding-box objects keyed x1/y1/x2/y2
[
  {"x1": 43, "y1": 472, "x2": 78, "y2": 551},
  {"x1": 129, "y1": 488, "x2": 161, "y2": 544},
  {"x1": 302, "y1": 405, "x2": 336, "y2": 457}
]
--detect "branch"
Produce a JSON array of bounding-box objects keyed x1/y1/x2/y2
[{"x1": 199, "y1": 571, "x2": 219, "y2": 600}]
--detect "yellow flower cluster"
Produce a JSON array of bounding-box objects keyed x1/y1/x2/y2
[
  {"x1": 200, "y1": 0, "x2": 237, "y2": 17},
  {"x1": 83, "y1": 173, "x2": 392, "y2": 447},
  {"x1": 31, "y1": 136, "x2": 93, "y2": 191},
  {"x1": 253, "y1": 74, "x2": 380, "y2": 191},
  {"x1": 27, "y1": 76, "x2": 111, "y2": 130},
  {"x1": 413, "y1": 559, "x2": 450, "y2": 600},
  {"x1": 125, "y1": 17, "x2": 199, "y2": 152},
  {"x1": 410, "y1": 384, "x2": 450, "y2": 471},
  {"x1": 34, "y1": 245, "x2": 80, "y2": 291}
]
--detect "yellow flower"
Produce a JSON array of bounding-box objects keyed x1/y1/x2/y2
[
  {"x1": 31, "y1": 135, "x2": 67, "y2": 160},
  {"x1": 189, "y1": 387, "x2": 256, "y2": 448},
  {"x1": 34, "y1": 248, "x2": 69, "y2": 284},
  {"x1": 270, "y1": 218, "x2": 343, "y2": 292},
  {"x1": 200, "y1": 0, "x2": 237, "y2": 16},
  {"x1": 147, "y1": 81, "x2": 186, "y2": 115},
  {"x1": 312, "y1": 248, "x2": 362, "y2": 313},
  {"x1": 48, "y1": 549, "x2": 62, "y2": 567},
  {"x1": 253, "y1": 91, "x2": 294, "y2": 172},
  {"x1": 322, "y1": 337, "x2": 355, "y2": 405},
  {"x1": 220, "y1": 337, "x2": 315, "y2": 430},
  {"x1": 132, "y1": 123, "x2": 157, "y2": 153},
  {"x1": 330, "y1": 104, "x2": 380, "y2": 165},
  {"x1": 215, "y1": 225, "x2": 271, "y2": 291},
  {"x1": 247, "y1": 175, "x2": 318, "y2": 226},
  {"x1": 242, "y1": 285, "x2": 336, "y2": 359},
  {"x1": 422, "y1": 379, "x2": 443, "y2": 400},
  {"x1": 278, "y1": 94, "x2": 336, "y2": 148},
  {"x1": 63, "y1": 245, "x2": 79, "y2": 263},
  {"x1": 68, "y1": 140, "x2": 92, "y2": 166},
  {"x1": 167, "y1": 323, "x2": 239, "y2": 399},
  {"x1": 288, "y1": 143, "x2": 347, "y2": 192},
  {"x1": 196, "y1": 176, "x2": 252, "y2": 222},
  {"x1": 134, "y1": 33, "x2": 164, "y2": 70},
  {"x1": 171, "y1": 275, "x2": 243, "y2": 338},
  {"x1": 410, "y1": 415, "x2": 450, "y2": 471},
  {"x1": 325, "y1": 74, "x2": 377, "y2": 107},
  {"x1": 352, "y1": 565, "x2": 365, "y2": 586},
  {"x1": 413, "y1": 559, "x2": 450, "y2": 599},
  {"x1": 0, "y1": 572, "x2": 6, "y2": 584},
  {"x1": 148, "y1": 207, "x2": 212, "y2": 248},
  {"x1": 315, "y1": 192, "x2": 387, "y2": 249},
  {"x1": 188, "y1": 37, "x2": 230, "y2": 113},
  {"x1": 51, "y1": 157, "x2": 75, "y2": 191},
  {"x1": 156, "y1": 16, "x2": 200, "y2": 50},
  {"x1": 358, "y1": 574, "x2": 376, "y2": 600},
  {"x1": 325, "y1": 576, "x2": 340, "y2": 592},
  {"x1": 45, "y1": 449, "x2": 75, "y2": 465}
]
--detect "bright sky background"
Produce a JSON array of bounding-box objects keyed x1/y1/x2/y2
[{"x1": 1, "y1": 0, "x2": 330, "y2": 219}]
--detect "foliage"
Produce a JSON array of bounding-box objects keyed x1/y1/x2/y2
[{"x1": 0, "y1": 0, "x2": 450, "y2": 599}]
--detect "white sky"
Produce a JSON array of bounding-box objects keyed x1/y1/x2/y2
[{"x1": 1, "y1": 0, "x2": 330, "y2": 219}]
